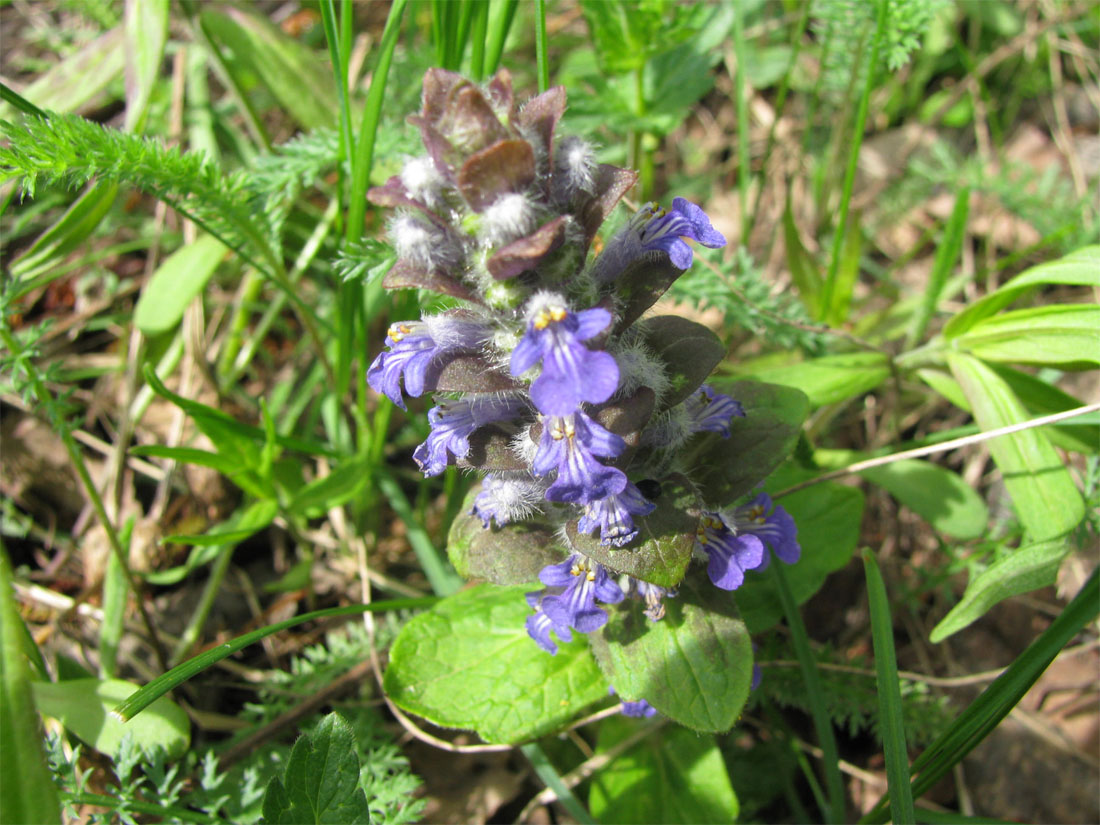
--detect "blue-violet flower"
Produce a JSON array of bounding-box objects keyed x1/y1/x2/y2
[
  {"x1": 576, "y1": 481, "x2": 655, "y2": 547},
  {"x1": 413, "y1": 395, "x2": 527, "y2": 476},
  {"x1": 695, "y1": 512, "x2": 766, "y2": 591},
  {"x1": 683, "y1": 384, "x2": 745, "y2": 438},
  {"x1": 529, "y1": 554, "x2": 624, "y2": 645},
  {"x1": 532, "y1": 412, "x2": 626, "y2": 503},
  {"x1": 510, "y1": 295, "x2": 619, "y2": 416},
  {"x1": 722, "y1": 492, "x2": 800, "y2": 568},
  {"x1": 367, "y1": 317, "x2": 486, "y2": 409}
]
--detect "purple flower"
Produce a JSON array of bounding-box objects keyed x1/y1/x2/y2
[
  {"x1": 534, "y1": 554, "x2": 624, "y2": 638},
  {"x1": 723, "y1": 492, "x2": 800, "y2": 567},
  {"x1": 683, "y1": 384, "x2": 745, "y2": 438},
  {"x1": 472, "y1": 474, "x2": 544, "y2": 528},
  {"x1": 695, "y1": 512, "x2": 766, "y2": 591},
  {"x1": 413, "y1": 395, "x2": 526, "y2": 477},
  {"x1": 367, "y1": 317, "x2": 487, "y2": 409},
  {"x1": 610, "y1": 687, "x2": 658, "y2": 718},
  {"x1": 576, "y1": 482, "x2": 655, "y2": 547},
  {"x1": 532, "y1": 412, "x2": 626, "y2": 503},
  {"x1": 625, "y1": 577, "x2": 677, "y2": 622},
  {"x1": 592, "y1": 197, "x2": 727, "y2": 282},
  {"x1": 751, "y1": 664, "x2": 762, "y2": 691},
  {"x1": 510, "y1": 294, "x2": 619, "y2": 416},
  {"x1": 525, "y1": 590, "x2": 572, "y2": 655}
]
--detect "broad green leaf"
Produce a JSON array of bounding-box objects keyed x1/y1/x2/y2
[
  {"x1": 990, "y1": 364, "x2": 1100, "y2": 455},
  {"x1": 567, "y1": 474, "x2": 698, "y2": 588},
  {"x1": 930, "y1": 539, "x2": 1070, "y2": 642},
  {"x1": 592, "y1": 574, "x2": 753, "y2": 733},
  {"x1": 123, "y1": 0, "x2": 170, "y2": 132},
  {"x1": 134, "y1": 235, "x2": 228, "y2": 335},
  {"x1": 201, "y1": 8, "x2": 335, "y2": 129},
  {"x1": 735, "y1": 352, "x2": 890, "y2": 408},
  {"x1": 31, "y1": 678, "x2": 189, "y2": 759},
  {"x1": 448, "y1": 488, "x2": 565, "y2": 585},
  {"x1": 1, "y1": 547, "x2": 61, "y2": 824},
  {"x1": 783, "y1": 202, "x2": 821, "y2": 316},
  {"x1": 589, "y1": 717, "x2": 738, "y2": 824},
  {"x1": 734, "y1": 475, "x2": 864, "y2": 633},
  {"x1": 689, "y1": 380, "x2": 810, "y2": 507},
  {"x1": 286, "y1": 454, "x2": 370, "y2": 518},
  {"x1": 1, "y1": 29, "x2": 125, "y2": 117},
  {"x1": 164, "y1": 498, "x2": 277, "y2": 547},
  {"x1": 638, "y1": 316, "x2": 726, "y2": 409},
  {"x1": 948, "y1": 353, "x2": 1084, "y2": 540},
  {"x1": 812, "y1": 453, "x2": 988, "y2": 539},
  {"x1": 261, "y1": 713, "x2": 370, "y2": 825},
  {"x1": 9, "y1": 183, "x2": 119, "y2": 290},
  {"x1": 956, "y1": 305, "x2": 1100, "y2": 369},
  {"x1": 944, "y1": 245, "x2": 1100, "y2": 338},
  {"x1": 383, "y1": 584, "x2": 607, "y2": 744}
]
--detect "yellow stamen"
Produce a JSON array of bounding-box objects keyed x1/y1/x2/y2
[
  {"x1": 549, "y1": 306, "x2": 567, "y2": 322},
  {"x1": 533, "y1": 309, "x2": 552, "y2": 330}
]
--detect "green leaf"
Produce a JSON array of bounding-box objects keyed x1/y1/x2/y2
[
  {"x1": 863, "y1": 570, "x2": 1099, "y2": 824},
  {"x1": 129, "y1": 444, "x2": 242, "y2": 476},
  {"x1": 955, "y1": 305, "x2": 1100, "y2": 369},
  {"x1": 783, "y1": 201, "x2": 822, "y2": 316},
  {"x1": 201, "y1": 7, "x2": 335, "y2": 130},
  {"x1": 1, "y1": 546, "x2": 61, "y2": 824},
  {"x1": 856, "y1": 459, "x2": 988, "y2": 540},
  {"x1": 9, "y1": 182, "x2": 120, "y2": 292},
  {"x1": 944, "y1": 245, "x2": 1100, "y2": 338},
  {"x1": 589, "y1": 717, "x2": 738, "y2": 824},
  {"x1": 134, "y1": 235, "x2": 228, "y2": 335},
  {"x1": 286, "y1": 454, "x2": 370, "y2": 518},
  {"x1": 383, "y1": 584, "x2": 606, "y2": 744},
  {"x1": 947, "y1": 353, "x2": 1084, "y2": 540},
  {"x1": 909, "y1": 185, "x2": 969, "y2": 347},
  {"x1": 736, "y1": 352, "x2": 890, "y2": 408},
  {"x1": 123, "y1": 0, "x2": 170, "y2": 132},
  {"x1": 592, "y1": 574, "x2": 753, "y2": 733},
  {"x1": 689, "y1": 380, "x2": 810, "y2": 508},
  {"x1": 823, "y1": 210, "x2": 863, "y2": 326},
  {"x1": 989, "y1": 364, "x2": 1100, "y2": 455},
  {"x1": 163, "y1": 498, "x2": 277, "y2": 547},
  {"x1": 734, "y1": 475, "x2": 864, "y2": 633},
  {"x1": 32, "y1": 678, "x2": 190, "y2": 759},
  {"x1": 262, "y1": 713, "x2": 371, "y2": 825},
  {"x1": 566, "y1": 473, "x2": 698, "y2": 588},
  {"x1": 1, "y1": 29, "x2": 125, "y2": 117},
  {"x1": 930, "y1": 539, "x2": 1070, "y2": 642},
  {"x1": 448, "y1": 488, "x2": 566, "y2": 585},
  {"x1": 638, "y1": 316, "x2": 726, "y2": 409},
  {"x1": 862, "y1": 551, "x2": 915, "y2": 825}
]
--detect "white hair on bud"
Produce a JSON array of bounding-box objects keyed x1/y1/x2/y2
[
  {"x1": 610, "y1": 337, "x2": 671, "y2": 405},
  {"x1": 479, "y1": 473, "x2": 546, "y2": 524},
  {"x1": 390, "y1": 213, "x2": 462, "y2": 271},
  {"x1": 510, "y1": 422, "x2": 541, "y2": 466},
  {"x1": 555, "y1": 136, "x2": 596, "y2": 197},
  {"x1": 420, "y1": 314, "x2": 489, "y2": 349},
  {"x1": 481, "y1": 192, "x2": 537, "y2": 246},
  {"x1": 399, "y1": 156, "x2": 446, "y2": 208}
]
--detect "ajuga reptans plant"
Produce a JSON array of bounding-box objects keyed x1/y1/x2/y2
[{"x1": 368, "y1": 68, "x2": 799, "y2": 705}]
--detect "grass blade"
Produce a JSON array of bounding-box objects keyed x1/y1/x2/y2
[
  {"x1": 113, "y1": 597, "x2": 437, "y2": 722},
  {"x1": 771, "y1": 559, "x2": 846, "y2": 823},
  {"x1": 521, "y1": 742, "x2": 596, "y2": 825},
  {"x1": 484, "y1": 0, "x2": 519, "y2": 76},
  {"x1": 908, "y1": 185, "x2": 970, "y2": 347},
  {"x1": 534, "y1": 0, "x2": 549, "y2": 93},
  {"x1": 862, "y1": 567, "x2": 1099, "y2": 823},
  {"x1": 862, "y1": 550, "x2": 914, "y2": 824},
  {"x1": 377, "y1": 471, "x2": 464, "y2": 596}
]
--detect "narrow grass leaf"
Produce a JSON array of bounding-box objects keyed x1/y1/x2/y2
[
  {"x1": 377, "y1": 471, "x2": 463, "y2": 596},
  {"x1": 484, "y1": 0, "x2": 519, "y2": 75},
  {"x1": 862, "y1": 550, "x2": 914, "y2": 825},
  {"x1": 1, "y1": 28, "x2": 125, "y2": 117},
  {"x1": 908, "y1": 185, "x2": 969, "y2": 347},
  {"x1": 523, "y1": 742, "x2": 597, "y2": 825},
  {"x1": 782, "y1": 201, "x2": 822, "y2": 316},
  {"x1": 823, "y1": 209, "x2": 863, "y2": 326},
  {"x1": 947, "y1": 352, "x2": 1084, "y2": 540},
  {"x1": 930, "y1": 539, "x2": 1070, "y2": 642},
  {"x1": 114, "y1": 598, "x2": 436, "y2": 721},
  {"x1": 123, "y1": 0, "x2": 170, "y2": 132},
  {"x1": 771, "y1": 560, "x2": 846, "y2": 824},
  {"x1": 735, "y1": 351, "x2": 890, "y2": 408},
  {"x1": 862, "y1": 569, "x2": 1099, "y2": 823},
  {"x1": 164, "y1": 498, "x2": 278, "y2": 547},
  {"x1": 0, "y1": 545, "x2": 61, "y2": 824}
]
